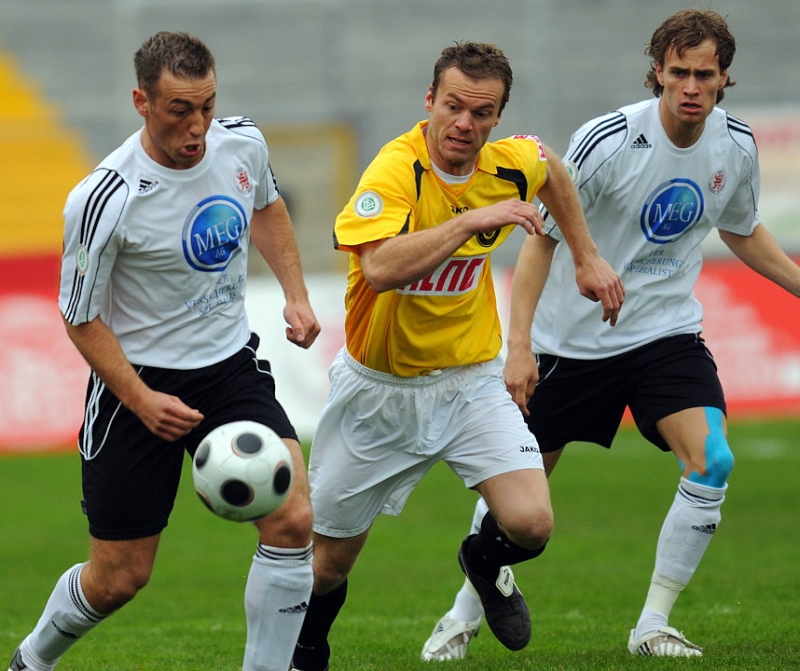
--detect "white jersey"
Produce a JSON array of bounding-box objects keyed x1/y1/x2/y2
[
  {"x1": 59, "y1": 116, "x2": 279, "y2": 369},
  {"x1": 534, "y1": 98, "x2": 760, "y2": 359}
]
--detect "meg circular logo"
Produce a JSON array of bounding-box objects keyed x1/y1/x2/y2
[
  {"x1": 640, "y1": 179, "x2": 704, "y2": 244},
  {"x1": 183, "y1": 196, "x2": 248, "y2": 271}
]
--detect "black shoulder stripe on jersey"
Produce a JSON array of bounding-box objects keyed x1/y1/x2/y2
[
  {"x1": 726, "y1": 113, "x2": 754, "y2": 139},
  {"x1": 218, "y1": 115, "x2": 257, "y2": 129},
  {"x1": 495, "y1": 167, "x2": 528, "y2": 201},
  {"x1": 569, "y1": 113, "x2": 627, "y2": 168},
  {"x1": 64, "y1": 170, "x2": 126, "y2": 322},
  {"x1": 82, "y1": 171, "x2": 125, "y2": 249},
  {"x1": 413, "y1": 160, "x2": 424, "y2": 202},
  {"x1": 399, "y1": 211, "x2": 411, "y2": 235}
]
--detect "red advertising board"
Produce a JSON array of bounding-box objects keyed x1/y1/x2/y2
[
  {"x1": 0, "y1": 255, "x2": 88, "y2": 451},
  {"x1": 1, "y1": 257, "x2": 799, "y2": 453}
]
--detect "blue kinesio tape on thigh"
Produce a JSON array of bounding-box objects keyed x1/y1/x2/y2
[{"x1": 687, "y1": 407, "x2": 734, "y2": 488}]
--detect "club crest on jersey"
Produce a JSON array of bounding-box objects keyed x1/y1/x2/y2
[
  {"x1": 640, "y1": 178, "x2": 704, "y2": 244},
  {"x1": 476, "y1": 230, "x2": 500, "y2": 247},
  {"x1": 75, "y1": 244, "x2": 89, "y2": 276},
  {"x1": 354, "y1": 191, "x2": 382, "y2": 218},
  {"x1": 397, "y1": 255, "x2": 486, "y2": 295},
  {"x1": 564, "y1": 160, "x2": 579, "y2": 185},
  {"x1": 709, "y1": 170, "x2": 726, "y2": 194},
  {"x1": 234, "y1": 167, "x2": 252, "y2": 194},
  {"x1": 182, "y1": 195, "x2": 248, "y2": 272}
]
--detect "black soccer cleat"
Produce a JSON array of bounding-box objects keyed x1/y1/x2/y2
[{"x1": 457, "y1": 534, "x2": 531, "y2": 651}]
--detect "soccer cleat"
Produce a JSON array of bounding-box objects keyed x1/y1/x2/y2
[
  {"x1": 627, "y1": 626, "x2": 703, "y2": 657},
  {"x1": 8, "y1": 647, "x2": 28, "y2": 671},
  {"x1": 289, "y1": 659, "x2": 328, "y2": 671},
  {"x1": 457, "y1": 536, "x2": 531, "y2": 651},
  {"x1": 421, "y1": 614, "x2": 482, "y2": 661}
]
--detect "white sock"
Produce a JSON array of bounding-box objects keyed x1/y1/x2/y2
[
  {"x1": 448, "y1": 579, "x2": 482, "y2": 622},
  {"x1": 448, "y1": 497, "x2": 489, "y2": 622},
  {"x1": 21, "y1": 563, "x2": 105, "y2": 669},
  {"x1": 243, "y1": 543, "x2": 313, "y2": 671},
  {"x1": 635, "y1": 478, "x2": 725, "y2": 636}
]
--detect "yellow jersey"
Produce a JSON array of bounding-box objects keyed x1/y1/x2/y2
[{"x1": 335, "y1": 121, "x2": 548, "y2": 376}]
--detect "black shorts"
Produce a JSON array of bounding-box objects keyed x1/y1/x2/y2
[
  {"x1": 79, "y1": 333, "x2": 297, "y2": 541},
  {"x1": 525, "y1": 333, "x2": 726, "y2": 453}
]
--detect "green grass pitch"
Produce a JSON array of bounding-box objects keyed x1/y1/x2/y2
[{"x1": 1, "y1": 419, "x2": 798, "y2": 670}]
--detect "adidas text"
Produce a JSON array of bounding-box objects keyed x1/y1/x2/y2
[
  {"x1": 692, "y1": 524, "x2": 717, "y2": 535},
  {"x1": 279, "y1": 601, "x2": 309, "y2": 614}
]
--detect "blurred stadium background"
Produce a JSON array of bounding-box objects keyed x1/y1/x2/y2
[{"x1": 1, "y1": 0, "x2": 799, "y2": 450}]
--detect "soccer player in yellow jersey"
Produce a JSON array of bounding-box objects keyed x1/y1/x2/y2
[{"x1": 290, "y1": 42, "x2": 625, "y2": 670}]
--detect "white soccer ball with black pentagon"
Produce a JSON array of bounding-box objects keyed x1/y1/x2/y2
[{"x1": 192, "y1": 421, "x2": 293, "y2": 522}]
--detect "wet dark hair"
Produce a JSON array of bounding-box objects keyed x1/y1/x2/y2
[
  {"x1": 645, "y1": 9, "x2": 736, "y2": 102},
  {"x1": 431, "y1": 41, "x2": 513, "y2": 113},
  {"x1": 134, "y1": 31, "x2": 215, "y2": 98}
]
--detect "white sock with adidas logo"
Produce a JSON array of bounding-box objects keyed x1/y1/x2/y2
[
  {"x1": 243, "y1": 543, "x2": 313, "y2": 671},
  {"x1": 635, "y1": 477, "x2": 725, "y2": 635}
]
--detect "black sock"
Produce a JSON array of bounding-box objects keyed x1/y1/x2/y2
[
  {"x1": 465, "y1": 512, "x2": 547, "y2": 579},
  {"x1": 293, "y1": 579, "x2": 347, "y2": 670}
]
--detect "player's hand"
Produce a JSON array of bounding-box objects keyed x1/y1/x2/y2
[
  {"x1": 132, "y1": 390, "x2": 204, "y2": 442},
  {"x1": 503, "y1": 345, "x2": 539, "y2": 416},
  {"x1": 574, "y1": 255, "x2": 625, "y2": 326},
  {"x1": 284, "y1": 299, "x2": 321, "y2": 349},
  {"x1": 469, "y1": 199, "x2": 545, "y2": 237}
]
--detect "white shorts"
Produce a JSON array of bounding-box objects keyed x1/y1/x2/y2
[{"x1": 308, "y1": 349, "x2": 542, "y2": 538}]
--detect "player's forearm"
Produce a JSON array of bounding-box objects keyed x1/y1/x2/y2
[
  {"x1": 359, "y1": 216, "x2": 475, "y2": 293},
  {"x1": 721, "y1": 224, "x2": 800, "y2": 297},
  {"x1": 62, "y1": 316, "x2": 151, "y2": 410},
  {"x1": 537, "y1": 166, "x2": 599, "y2": 268}
]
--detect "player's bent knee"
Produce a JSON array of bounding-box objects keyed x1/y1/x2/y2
[
  {"x1": 690, "y1": 406, "x2": 734, "y2": 488},
  {"x1": 255, "y1": 498, "x2": 313, "y2": 546},
  {"x1": 495, "y1": 509, "x2": 553, "y2": 552}
]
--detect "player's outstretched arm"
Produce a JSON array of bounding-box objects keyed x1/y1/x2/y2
[
  {"x1": 250, "y1": 197, "x2": 321, "y2": 349},
  {"x1": 536, "y1": 143, "x2": 625, "y2": 325},
  {"x1": 720, "y1": 224, "x2": 800, "y2": 298}
]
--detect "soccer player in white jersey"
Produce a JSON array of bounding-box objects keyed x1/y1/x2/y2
[
  {"x1": 289, "y1": 41, "x2": 624, "y2": 671},
  {"x1": 422, "y1": 9, "x2": 800, "y2": 660},
  {"x1": 7, "y1": 32, "x2": 320, "y2": 671}
]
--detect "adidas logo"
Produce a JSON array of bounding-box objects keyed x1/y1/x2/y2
[
  {"x1": 692, "y1": 523, "x2": 717, "y2": 535},
  {"x1": 138, "y1": 178, "x2": 159, "y2": 195},
  {"x1": 631, "y1": 133, "x2": 652, "y2": 149},
  {"x1": 279, "y1": 601, "x2": 309, "y2": 615}
]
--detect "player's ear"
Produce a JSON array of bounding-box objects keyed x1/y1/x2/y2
[
  {"x1": 133, "y1": 88, "x2": 149, "y2": 118},
  {"x1": 654, "y1": 62, "x2": 665, "y2": 87},
  {"x1": 424, "y1": 86, "x2": 434, "y2": 113}
]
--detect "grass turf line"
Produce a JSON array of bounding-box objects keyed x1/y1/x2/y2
[{"x1": 1, "y1": 419, "x2": 798, "y2": 670}]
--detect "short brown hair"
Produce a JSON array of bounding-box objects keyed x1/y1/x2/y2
[
  {"x1": 134, "y1": 31, "x2": 216, "y2": 98},
  {"x1": 431, "y1": 42, "x2": 513, "y2": 113},
  {"x1": 645, "y1": 9, "x2": 736, "y2": 102}
]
